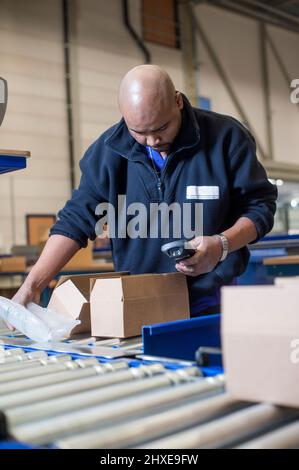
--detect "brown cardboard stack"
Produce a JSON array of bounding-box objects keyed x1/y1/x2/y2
[
  {"x1": 62, "y1": 241, "x2": 94, "y2": 269},
  {"x1": 0, "y1": 256, "x2": 26, "y2": 272},
  {"x1": 222, "y1": 280, "x2": 299, "y2": 408},
  {"x1": 48, "y1": 272, "x2": 190, "y2": 338}
]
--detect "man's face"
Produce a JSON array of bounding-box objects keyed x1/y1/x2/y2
[{"x1": 124, "y1": 92, "x2": 183, "y2": 153}]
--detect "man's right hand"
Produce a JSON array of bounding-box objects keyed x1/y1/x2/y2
[
  {"x1": 4, "y1": 285, "x2": 41, "y2": 331},
  {"x1": 4, "y1": 234, "x2": 80, "y2": 331},
  {"x1": 12, "y1": 285, "x2": 40, "y2": 306}
]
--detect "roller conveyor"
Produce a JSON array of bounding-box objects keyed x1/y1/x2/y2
[{"x1": 1, "y1": 332, "x2": 299, "y2": 449}]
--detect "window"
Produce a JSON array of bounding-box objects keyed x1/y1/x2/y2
[{"x1": 142, "y1": 0, "x2": 180, "y2": 49}]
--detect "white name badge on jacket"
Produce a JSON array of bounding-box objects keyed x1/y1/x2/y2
[{"x1": 186, "y1": 186, "x2": 220, "y2": 200}]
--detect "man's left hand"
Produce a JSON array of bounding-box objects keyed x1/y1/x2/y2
[{"x1": 175, "y1": 236, "x2": 223, "y2": 277}]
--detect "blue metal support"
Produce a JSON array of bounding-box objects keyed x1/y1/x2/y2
[
  {"x1": 143, "y1": 314, "x2": 221, "y2": 367},
  {"x1": 0, "y1": 154, "x2": 28, "y2": 175}
]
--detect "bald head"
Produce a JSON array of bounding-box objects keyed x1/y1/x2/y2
[
  {"x1": 118, "y1": 65, "x2": 183, "y2": 154},
  {"x1": 118, "y1": 65, "x2": 176, "y2": 114}
]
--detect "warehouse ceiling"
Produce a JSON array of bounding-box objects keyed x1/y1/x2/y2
[{"x1": 194, "y1": 0, "x2": 299, "y2": 33}]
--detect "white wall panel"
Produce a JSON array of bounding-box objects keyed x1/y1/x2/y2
[
  {"x1": 0, "y1": 0, "x2": 298, "y2": 252},
  {"x1": 74, "y1": 0, "x2": 184, "y2": 185},
  {"x1": 0, "y1": 0, "x2": 69, "y2": 252},
  {"x1": 267, "y1": 26, "x2": 299, "y2": 166},
  {"x1": 194, "y1": 4, "x2": 299, "y2": 166},
  {"x1": 0, "y1": 0, "x2": 184, "y2": 250}
]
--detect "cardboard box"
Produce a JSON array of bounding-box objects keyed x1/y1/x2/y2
[
  {"x1": 222, "y1": 283, "x2": 299, "y2": 408},
  {"x1": 48, "y1": 272, "x2": 126, "y2": 334},
  {"x1": 90, "y1": 272, "x2": 190, "y2": 338},
  {"x1": 0, "y1": 256, "x2": 26, "y2": 272}
]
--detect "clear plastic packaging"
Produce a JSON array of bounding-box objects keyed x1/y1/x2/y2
[{"x1": 0, "y1": 296, "x2": 80, "y2": 342}]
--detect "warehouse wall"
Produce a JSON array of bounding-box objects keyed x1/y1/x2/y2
[
  {"x1": 0, "y1": 1, "x2": 298, "y2": 252},
  {"x1": 73, "y1": 0, "x2": 184, "y2": 185},
  {"x1": 0, "y1": 0, "x2": 184, "y2": 251},
  {"x1": 193, "y1": 4, "x2": 299, "y2": 166},
  {"x1": 0, "y1": 0, "x2": 70, "y2": 251},
  {"x1": 267, "y1": 25, "x2": 299, "y2": 165}
]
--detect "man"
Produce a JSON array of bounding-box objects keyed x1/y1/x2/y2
[{"x1": 12, "y1": 65, "x2": 277, "y2": 318}]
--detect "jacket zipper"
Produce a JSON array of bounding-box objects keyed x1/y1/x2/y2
[
  {"x1": 150, "y1": 168, "x2": 163, "y2": 201},
  {"x1": 156, "y1": 177, "x2": 163, "y2": 200},
  {"x1": 148, "y1": 146, "x2": 164, "y2": 201}
]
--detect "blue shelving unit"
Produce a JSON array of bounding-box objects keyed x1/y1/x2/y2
[
  {"x1": 143, "y1": 314, "x2": 222, "y2": 375},
  {"x1": 0, "y1": 151, "x2": 29, "y2": 175}
]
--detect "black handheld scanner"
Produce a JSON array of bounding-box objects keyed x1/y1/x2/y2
[{"x1": 161, "y1": 240, "x2": 197, "y2": 262}]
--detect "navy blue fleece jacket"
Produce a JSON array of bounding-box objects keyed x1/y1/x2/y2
[{"x1": 50, "y1": 96, "x2": 277, "y2": 305}]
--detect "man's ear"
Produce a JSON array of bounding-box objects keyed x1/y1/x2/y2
[{"x1": 175, "y1": 91, "x2": 184, "y2": 110}]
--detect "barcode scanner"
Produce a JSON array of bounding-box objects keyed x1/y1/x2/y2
[{"x1": 161, "y1": 240, "x2": 197, "y2": 262}]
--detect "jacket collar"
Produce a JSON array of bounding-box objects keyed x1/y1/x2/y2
[{"x1": 104, "y1": 94, "x2": 201, "y2": 161}]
